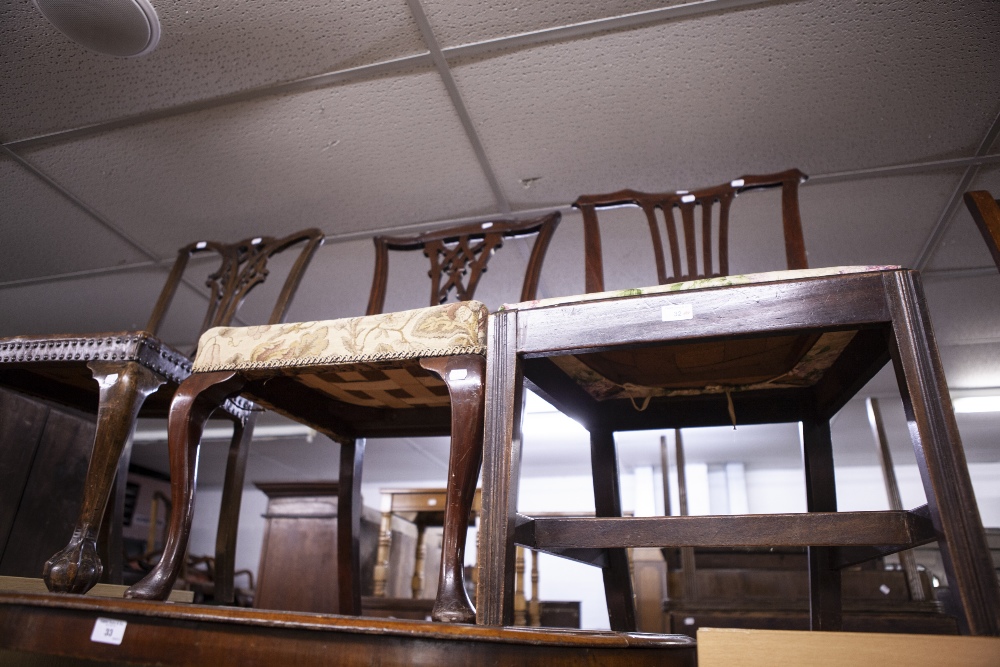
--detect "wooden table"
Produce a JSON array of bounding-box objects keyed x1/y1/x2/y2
[
  {"x1": 0, "y1": 592, "x2": 695, "y2": 666},
  {"x1": 478, "y1": 268, "x2": 1000, "y2": 634}
]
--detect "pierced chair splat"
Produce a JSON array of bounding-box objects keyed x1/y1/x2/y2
[
  {"x1": 477, "y1": 171, "x2": 1000, "y2": 636},
  {"x1": 0, "y1": 229, "x2": 324, "y2": 604},
  {"x1": 126, "y1": 213, "x2": 561, "y2": 624}
]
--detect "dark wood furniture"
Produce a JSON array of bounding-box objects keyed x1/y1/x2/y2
[
  {"x1": 254, "y1": 482, "x2": 381, "y2": 614},
  {"x1": 0, "y1": 230, "x2": 323, "y2": 605},
  {"x1": 478, "y1": 267, "x2": 1000, "y2": 635},
  {"x1": 126, "y1": 214, "x2": 561, "y2": 624},
  {"x1": 964, "y1": 190, "x2": 1000, "y2": 271},
  {"x1": 0, "y1": 388, "x2": 96, "y2": 580},
  {"x1": 574, "y1": 168, "x2": 808, "y2": 292},
  {"x1": 0, "y1": 592, "x2": 696, "y2": 666}
]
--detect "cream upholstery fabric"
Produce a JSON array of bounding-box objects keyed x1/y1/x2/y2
[{"x1": 192, "y1": 301, "x2": 488, "y2": 373}]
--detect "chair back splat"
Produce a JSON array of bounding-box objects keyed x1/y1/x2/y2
[
  {"x1": 366, "y1": 213, "x2": 560, "y2": 316},
  {"x1": 146, "y1": 229, "x2": 325, "y2": 337},
  {"x1": 574, "y1": 169, "x2": 807, "y2": 293}
]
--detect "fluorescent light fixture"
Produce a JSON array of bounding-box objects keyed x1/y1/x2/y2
[{"x1": 952, "y1": 396, "x2": 1000, "y2": 414}]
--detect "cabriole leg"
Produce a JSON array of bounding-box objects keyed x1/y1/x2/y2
[
  {"x1": 44, "y1": 361, "x2": 163, "y2": 594},
  {"x1": 125, "y1": 371, "x2": 246, "y2": 600},
  {"x1": 421, "y1": 354, "x2": 486, "y2": 623}
]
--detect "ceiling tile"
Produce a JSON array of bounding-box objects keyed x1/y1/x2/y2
[
  {"x1": 450, "y1": 0, "x2": 1000, "y2": 207},
  {"x1": 0, "y1": 0, "x2": 425, "y2": 140},
  {"x1": 926, "y1": 165, "x2": 1000, "y2": 270},
  {"x1": 798, "y1": 171, "x2": 965, "y2": 269},
  {"x1": 0, "y1": 156, "x2": 149, "y2": 282},
  {"x1": 422, "y1": 0, "x2": 688, "y2": 47},
  {"x1": 922, "y1": 272, "x2": 1000, "y2": 349},
  {"x1": 22, "y1": 70, "x2": 498, "y2": 257},
  {"x1": 0, "y1": 263, "x2": 199, "y2": 342}
]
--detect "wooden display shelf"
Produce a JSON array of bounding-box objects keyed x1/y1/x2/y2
[{"x1": 0, "y1": 592, "x2": 695, "y2": 666}]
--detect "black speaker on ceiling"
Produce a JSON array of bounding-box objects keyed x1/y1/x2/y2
[{"x1": 33, "y1": 0, "x2": 161, "y2": 57}]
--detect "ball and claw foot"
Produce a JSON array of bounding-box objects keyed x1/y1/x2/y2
[{"x1": 43, "y1": 534, "x2": 103, "y2": 595}]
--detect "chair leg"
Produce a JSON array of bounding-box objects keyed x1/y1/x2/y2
[
  {"x1": 886, "y1": 272, "x2": 1000, "y2": 635},
  {"x1": 337, "y1": 436, "x2": 364, "y2": 616},
  {"x1": 801, "y1": 417, "x2": 842, "y2": 631},
  {"x1": 212, "y1": 409, "x2": 258, "y2": 605},
  {"x1": 44, "y1": 361, "x2": 164, "y2": 594},
  {"x1": 125, "y1": 371, "x2": 247, "y2": 600},
  {"x1": 590, "y1": 427, "x2": 636, "y2": 632},
  {"x1": 421, "y1": 354, "x2": 486, "y2": 624}
]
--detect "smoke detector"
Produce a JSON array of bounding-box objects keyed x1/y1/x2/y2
[{"x1": 33, "y1": 0, "x2": 161, "y2": 57}]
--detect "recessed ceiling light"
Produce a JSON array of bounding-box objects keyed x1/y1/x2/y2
[{"x1": 33, "y1": 0, "x2": 161, "y2": 58}]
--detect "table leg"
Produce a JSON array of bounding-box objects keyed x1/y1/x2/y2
[{"x1": 801, "y1": 417, "x2": 842, "y2": 631}]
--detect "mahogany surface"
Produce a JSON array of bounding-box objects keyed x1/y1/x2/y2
[
  {"x1": 0, "y1": 229, "x2": 323, "y2": 604},
  {"x1": 478, "y1": 269, "x2": 1000, "y2": 636},
  {"x1": 0, "y1": 592, "x2": 696, "y2": 666},
  {"x1": 126, "y1": 214, "x2": 561, "y2": 625}
]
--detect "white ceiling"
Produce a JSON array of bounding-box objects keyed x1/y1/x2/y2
[{"x1": 2, "y1": 0, "x2": 999, "y2": 492}]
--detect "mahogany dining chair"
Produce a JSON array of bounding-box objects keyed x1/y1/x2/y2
[
  {"x1": 0, "y1": 229, "x2": 324, "y2": 606},
  {"x1": 126, "y1": 213, "x2": 561, "y2": 624}
]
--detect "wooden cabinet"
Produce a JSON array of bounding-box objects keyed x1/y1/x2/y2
[
  {"x1": 0, "y1": 387, "x2": 98, "y2": 579},
  {"x1": 254, "y1": 482, "x2": 383, "y2": 614}
]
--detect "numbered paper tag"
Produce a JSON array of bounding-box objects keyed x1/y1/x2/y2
[
  {"x1": 661, "y1": 304, "x2": 693, "y2": 322},
  {"x1": 91, "y1": 617, "x2": 127, "y2": 646}
]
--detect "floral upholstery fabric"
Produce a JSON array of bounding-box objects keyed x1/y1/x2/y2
[
  {"x1": 192, "y1": 301, "x2": 488, "y2": 373},
  {"x1": 502, "y1": 266, "x2": 900, "y2": 311}
]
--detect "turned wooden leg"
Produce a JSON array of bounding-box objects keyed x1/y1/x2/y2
[
  {"x1": 373, "y1": 499, "x2": 393, "y2": 597},
  {"x1": 412, "y1": 524, "x2": 428, "y2": 599},
  {"x1": 420, "y1": 354, "x2": 486, "y2": 624},
  {"x1": 125, "y1": 371, "x2": 246, "y2": 600},
  {"x1": 529, "y1": 549, "x2": 541, "y2": 627},
  {"x1": 590, "y1": 427, "x2": 637, "y2": 632},
  {"x1": 44, "y1": 361, "x2": 164, "y2": 594},
  {"x1": 213, "y1": 408, "x2": 258, "y2": 605},
  {"x1": 337, "y1": 437, "x2": 364, "y2": 615},
  {"x1": 514, "y1": 546, "x2": 527, "y2": 626}
]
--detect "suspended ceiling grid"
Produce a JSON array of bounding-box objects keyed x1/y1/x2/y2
[{"x1": 1, "y1": 0, "x2": 999, "y2": 484}]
